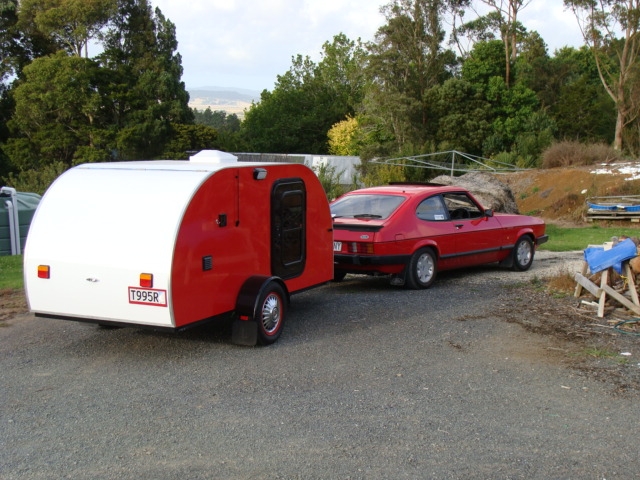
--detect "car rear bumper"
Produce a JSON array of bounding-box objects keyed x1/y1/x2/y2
[{"x1": 334, "y1": 253, "x2": 411, "y2": 266}]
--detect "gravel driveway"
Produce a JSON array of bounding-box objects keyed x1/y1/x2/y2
[{"x1": 2, "y1": 251, "x2": 639, "y2": 479}]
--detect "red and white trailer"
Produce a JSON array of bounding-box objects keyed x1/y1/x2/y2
[{"x1": 23, "y1": 151, "x2": 334, "y2": 345}]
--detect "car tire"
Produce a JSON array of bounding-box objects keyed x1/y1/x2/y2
[
  {"x1": 332, "y1": 270, "x2": 347, "y2": 282},
  {"x1": 512, "y1": 236, "x2": 534, "y2": 271},
  {"x1": 257, "y1": 282, "x2": 286, "y2": 345},
  {"x1": 405, "y1": 247, "x2": 437, "y2": 289}
]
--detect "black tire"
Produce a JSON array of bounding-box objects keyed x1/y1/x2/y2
[
  {"x1": 332, "y1": 270, "x2": 347, "y2": 282},
  {"x1": 256, "y1": 282, "x2": 286, "y2": 345},
  {"x1": 405, "y1": 247, "x2": 437, "y2": 289},
  {"x1": 512, "y1": 236, "x2": 534, "y2": 271}
]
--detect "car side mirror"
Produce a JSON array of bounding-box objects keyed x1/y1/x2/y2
[{"x1": 484, "y1": 209, "x2": 493, "y2": 217}]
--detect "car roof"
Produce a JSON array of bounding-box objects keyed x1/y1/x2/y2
[{"x1": 342, "y1": 183, "x2": 467, "y2": 196}]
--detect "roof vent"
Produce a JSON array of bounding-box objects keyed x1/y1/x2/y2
[{"x1": 189, "y1": 150, "x2": 238, "y2": 164}]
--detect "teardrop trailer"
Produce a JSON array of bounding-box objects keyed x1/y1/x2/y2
[{"x1": 23, "y1": 151, "x2": 334, "y2": 345}]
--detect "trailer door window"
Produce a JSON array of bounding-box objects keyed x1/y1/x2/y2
[{"x1": 271, "y1": 179, "x2": 306, "y2": 279}]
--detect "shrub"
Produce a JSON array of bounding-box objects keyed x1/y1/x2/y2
[{"x1": 541, "y1": 141, "x2": 622, "y2": 168}]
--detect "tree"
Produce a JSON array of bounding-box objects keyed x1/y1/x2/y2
[
  {"x1": 161, "y1": 123, "x2": 219, "y2": 159},
  {"x1": 564, "y1": 0, "x2": 640, "y2": 151},
  {"x1": 452, "y1": 0, "x2": 531, "y2": 87},
  {"x1": 425, "y1": 78, "x2": 492, "y2": 155},
  {"x1": 363, "y1": 0, "x2": 455, "y2": 155},
  {"x1": 193, "y1": 107, "x2": 240, "y2": 132},
  {"x1": 4, "y1": 51, "x2": 111, "y2": 170},
  {"x1": 533, "y1": 46, "x2": 615, "y2": 144},
  {"x1": 327, "y1": 116, "x2": 360, "y2": 155},
  {"x1": 241, "y1": 34, "x2": 366, "y2": 154},
  {"x1": 18, "y1": 0, "x2": 116, "y2": 57},
  {"x1": 99, "y1": 0, "x2": 192, "y2": 159}
]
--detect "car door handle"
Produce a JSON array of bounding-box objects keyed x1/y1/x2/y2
[{"x1": 455, "y1": 224, "x2": 464, "y2": 229}]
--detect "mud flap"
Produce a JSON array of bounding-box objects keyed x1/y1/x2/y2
[
  {"x1": 231, "y1": 319, "x2": 258, "y2": 346},
  {"x1": 233, "y1": 275, "x2": 279, "y2": 347}
]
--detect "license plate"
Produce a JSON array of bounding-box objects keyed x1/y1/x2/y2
[
  {"x1": 128, "y1": 287, "x2": 168, "y2": 306},
  {"x1": 333, "y1": 241, "x2": 342, "y2": 252}
]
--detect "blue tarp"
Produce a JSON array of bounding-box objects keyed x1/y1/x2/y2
[
  {"x1": 584, "y1": 238, "x2": 638, "y2": 274},
  {"x1": 588, "y1": 203, "x2": 640, "y2": 212}
]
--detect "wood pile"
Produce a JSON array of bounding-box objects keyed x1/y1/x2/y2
[{"x1": 574, "y1": 236, "x2": 640, "y2": 318}]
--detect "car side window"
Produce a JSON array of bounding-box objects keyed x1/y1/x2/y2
[
  {"x1": 442, "y1": 193, "x2": 483, "y2": 220},
  {"x1": 416, "y1": 195, "x2": 447, "y2": 221}
]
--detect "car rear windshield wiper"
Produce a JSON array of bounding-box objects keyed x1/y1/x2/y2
[{"x1": 353, "y1": 214, "x2": 382, "y2": 218}]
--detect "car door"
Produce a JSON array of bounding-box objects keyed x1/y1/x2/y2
[
  {"x1": 441, "y1": 192, "x2": 505, "y2": 267},
  {"x1": 413, "y1": 194, "x2": 460, "y2": 270}
]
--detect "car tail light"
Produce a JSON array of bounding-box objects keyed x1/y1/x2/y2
[
  {"x1": 348, "y1": 242, "x2": 374, "y2": 254},
  {"x1": 37, "y1": 265, "x2": 50, "y2": 279},
  {"x1": 139, "y1": 273, "x2": 153, "y2": 288}
]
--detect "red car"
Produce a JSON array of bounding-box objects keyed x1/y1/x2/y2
[{"x1": 330, "y1": 183, "x2": 548, "y2": 288}]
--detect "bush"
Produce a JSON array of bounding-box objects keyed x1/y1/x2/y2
[{"x1": 541, "y1": 141, "x2": 622, "y2": 168}]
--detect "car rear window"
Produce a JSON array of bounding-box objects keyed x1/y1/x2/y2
[{"x1": 331, "y1": 194, "x2": 405, "y2": 220}]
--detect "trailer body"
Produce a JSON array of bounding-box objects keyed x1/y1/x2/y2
[{"x1": 24, "y1": 153, "x2": 333, "y2": 344}]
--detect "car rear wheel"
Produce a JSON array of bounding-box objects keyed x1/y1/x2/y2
[
  {"x1": 257, "y1": 282, "x2": 286, "y2": 345},
  {"x1": 405, "y1": 247, "x2": 437, "y2": 289},
  {"x1": 512, "y1": 236, "x2": 534, "y2": 271},
  {"x1": 332, "y1": 270, "x2": 347, "y2": 282}
]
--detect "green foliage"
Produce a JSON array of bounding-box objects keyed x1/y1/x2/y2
[
  {"x1": 3, "y1": 160, "x2": 67, "y2": 195},
  {"x1": 161, "y1": 123, "x2": 219, "y2": 160},
  {"x1": 310, "y1": 162, "x2": 347, "y2": 201},
  {"x1": 241, "y1": 33, "x2": 366, "y2": 154},
  {"x1": 425, "y1": 79, "x2": 492, "y2": 155},
  {"x1": 0, "y1": 0, "x2": 638, "y2": 181},
  {"x1": 193, "y1": 108, "x2": 240, "y2": 132},
  {"x1": 99, "y1": 0, "x2": 193, "y2": 160},
  {"x1": 563, "y1": 0, "x2": 640, "y2": 151},
  {"x1": 362, "y1": 0, "x2": 454, "y2": 155},
  {"x1": 461, "y1": 40, "x2": 506, "y2": 85},
  {"x1": 359, "y1": 159, "x2": 406, "y2": 186},
  {"x1": 6, "y1": 52, "x2": 111, "y2": 169},
  {"x1": 19, "y1": 0, "x2": 116, "y2": 57}
]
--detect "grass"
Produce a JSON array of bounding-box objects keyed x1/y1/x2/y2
[
  {"x1": 539, "y1": 224, "x2": 640, "y2": 252},
  {"x1": 0, "y1": 255, "x2": 23, "y2": 290},
  {"x1": 580, "y1": 347, "x2": 630, "y2": 364}
]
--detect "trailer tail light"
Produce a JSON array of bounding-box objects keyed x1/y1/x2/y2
[
  {"x1": 37, "y1": 265, "x2": 50, "y2": 279},
  {"x1": 139, "y1": 273, "x2": 153, "y2": 288},
  {"x1": 348, "y1": 242, "x2": 374, "y2": 254}
]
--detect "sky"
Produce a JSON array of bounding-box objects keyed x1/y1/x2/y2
[{"x1": 151, "y1": 0, "x2": 585, "y2": 94}]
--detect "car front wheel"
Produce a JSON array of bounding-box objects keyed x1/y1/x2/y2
[
  {"x1": 405, "y1": 247, "x2": 437, "y2": 289},
  {"x1": 512, "y1": 236, "x2": 534, "y2": 271}
]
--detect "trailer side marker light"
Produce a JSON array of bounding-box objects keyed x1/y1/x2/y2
[
  {"x1": 139, "y1": 273, "x2": 153, "y2": 288},
  {"x1": 253, "y1": 168, "x2": 267, "y2": 180},
  {"x1": 37, "y1": 265, "x2": 50, "y2": 279}
]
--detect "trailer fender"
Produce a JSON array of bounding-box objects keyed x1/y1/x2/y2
[{"x1": 232, "y1": 276, "x2": 289, "y2": 346}]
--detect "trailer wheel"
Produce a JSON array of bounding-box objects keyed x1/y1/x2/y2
[{"x1": 257, "y1": 282, "x2": 286, "y2": 345}]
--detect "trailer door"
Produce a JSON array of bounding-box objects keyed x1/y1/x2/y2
[{"x1": 271, "y1": 178, "x2": 306, "y2": 279}]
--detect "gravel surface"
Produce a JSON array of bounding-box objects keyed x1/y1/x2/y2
[{"x1": 2, "y1": 252, "x2": 639, "y2": 479}]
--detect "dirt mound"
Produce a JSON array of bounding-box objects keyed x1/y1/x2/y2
[{"x1": 501, "y1": 164, "x2": 640, "y2": 224}]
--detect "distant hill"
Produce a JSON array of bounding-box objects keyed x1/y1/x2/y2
[{"x1": 188, "y1": 86, "x2": 261, "y2": 117}]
